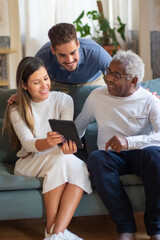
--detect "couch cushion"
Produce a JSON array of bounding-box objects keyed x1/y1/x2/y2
[
  {"x1": 141, "y1": 78, "x2": 160, "y2": 95},
  {"x1": 69, "y1": 85, "x2": 101, "y2": 119},
  {"x1": 120, "y1": 174, "x2": 142, "y2": 186},
  {"x1": 84, "y1": 122, "x2": 98, "y2": 155},
  {"x1": 69, "y1": 85, "x2": 100, "y2": 156},
  {"x1": 0, "y1": 119, "x2": 18, "y2": 164},
  {"x1": 0, "y1": 88, "x2": 16, "y2": 119},
  {"x1": 0, "y1": 163, "x2": 43, "y2": 191},
  {"x1": 69, "y1": 79, "x2": 160, "y2": 120},
  {"x1": 0, "y1": 162, "x2": 141, "y2": 191}
]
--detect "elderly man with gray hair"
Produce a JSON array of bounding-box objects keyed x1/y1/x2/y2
[{"x1": 75, "y1": 50, "x2": 160, "y2": 240}]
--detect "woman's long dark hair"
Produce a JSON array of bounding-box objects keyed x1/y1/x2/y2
[{"x1": 3, "y1": 57, "x2": 46, "y2": 150}]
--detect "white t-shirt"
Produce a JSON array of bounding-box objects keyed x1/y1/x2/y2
[{"x1": 75, "y1": 86, "x2": 160, "y2": 150}]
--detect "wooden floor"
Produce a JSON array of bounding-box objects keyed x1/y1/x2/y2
[{"x1": 0, "y1": 212, "x2": 149, "y2": 240}]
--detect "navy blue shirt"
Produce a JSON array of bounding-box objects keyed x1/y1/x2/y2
[{"x1": 35, "y1": 38, "x2": 112, "y2": 84}]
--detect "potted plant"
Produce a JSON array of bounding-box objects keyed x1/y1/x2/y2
[{"x1": 73, "y1": 1, "x2": 126, "y2": 56}]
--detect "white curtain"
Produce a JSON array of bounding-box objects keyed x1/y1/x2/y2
[
  {"x1": 18, "y1": 0, "x2": 139, "y2": 56},
  {"x1": 101, "y1": 0, "x2": 139, "y2": 52},
  {"x1": 19, "y1": 0, "x2": 99, "y2": 56}
]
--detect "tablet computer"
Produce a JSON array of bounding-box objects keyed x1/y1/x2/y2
[{"x1": 48, "y1": 119, "x2": 83, "y2": 149}]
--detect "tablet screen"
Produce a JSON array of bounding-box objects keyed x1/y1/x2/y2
[{"x1": 48, "y1": 119, "x2": 83, "y2": 149}]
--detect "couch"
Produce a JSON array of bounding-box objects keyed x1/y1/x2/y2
[{"x1": 0, "y1": 78, "x2": 160, "y2": 220}]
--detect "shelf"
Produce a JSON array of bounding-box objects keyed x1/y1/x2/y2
[
  {"x1": 0, "y1": 48, "x2": 17, "y2": 54},
  {"x1": 0, "y1": 80, "x2": 10, "y2": 86},
  {"x1": 0, "y1": 49, "x2": 17, "y2": 88}
]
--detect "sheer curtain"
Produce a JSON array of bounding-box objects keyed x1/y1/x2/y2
[
  {"x1": 101, "y1": 0, "x2": 139, "y2": 52},
  {"x1": 19, "y1": 0, "x2": 99, "y2": 56},
  {"x1": 18, "y1": 0, "x2": 139, "y2": 56}
]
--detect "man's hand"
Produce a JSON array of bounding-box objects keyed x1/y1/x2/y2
[
  {"x1": 7, "y1": 94, "x2": 18, "y2": 104},
  {"x1": 61, "y1": 140, "x2": 77, "y2": 154},
  {"x1": 105, "y1": 135, "x2": 128, "y2": 153},
  {"x1": 146, "y1": 89, "x2": 160, "y2": 99}
]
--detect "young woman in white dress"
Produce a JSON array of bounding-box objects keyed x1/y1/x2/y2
[{"x1": 3, "y1": 57, "x2": 92, "y2": 240}]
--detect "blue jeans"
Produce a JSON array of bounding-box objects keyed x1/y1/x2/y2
[{"x1": 87, "y1": 146, "x2": 160, "y2": 235}]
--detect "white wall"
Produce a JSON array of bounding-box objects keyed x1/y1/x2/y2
[
  {"x1": 0, "y1": 0, "x2": 10, "y2": 35},
  {"x1": 139, "y1": 0, "x2": 160, "y2": 81},
  {"x1": 8, "y1": 0, "x2": 22, "y2": 88},
  {"x1": 149, "y1": 0, "x2": 160, "y2": 31},
  {"x1": 138, "y1": 0, "x2": 152, "y2": 82}
]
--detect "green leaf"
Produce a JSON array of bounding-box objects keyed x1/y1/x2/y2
[
  {"x1": 87, "y1": 10, "x2": 100, "y2": 21},
  {"x1": 81, "y1": 24, "x2": 91, "y2": 37},
  {"x1": 73, "y1": 9, "x2": 126, "y2": 46},
  {"x1": 117, "y1": 25, "x2": 126, "y2": 41},
  {"x1": 100, "y1": 18, "x2": 110, "y2": 31},
  {"x1": 73, "y1": 11, "x2": 85, "y2": 23},
  {"x1": 76, "y1": 25, "x2": 82, "y2": 32},
  {"x1": 117, "y1": 16, "x2": 126, "y2": 41}
]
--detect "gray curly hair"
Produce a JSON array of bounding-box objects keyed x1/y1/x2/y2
[{"x1": 113, "y1": 50, "x2": 145, "y2": 83}]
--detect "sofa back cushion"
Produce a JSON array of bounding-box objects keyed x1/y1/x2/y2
[
  {"x1": 0, "y1": 89, "x2": 18, "y2": 164},
  {"x1": 0, "y1": 89, "x2": 17, "y2": 119},
  {"x1": 1, "y1": 78, "x2": 159, "y2": 163},
  {"x1": 69, "y1": 85, "x2": 101, "y2": 119},
  {"x1": 68, "y1": 78, "x2": 160, "y2": 120},
  {"x1": 141, "y1": 78, "x2": 160, "y2": 95},
  {"x1": 69, "y1": 85, "x2": 101, "y2": 154},
  {"x1": 0, "y1": 119, "x2": 18, "y2": 164}
]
